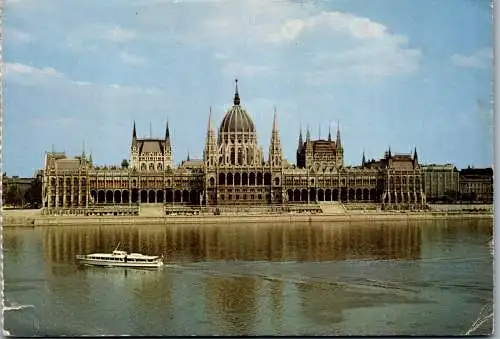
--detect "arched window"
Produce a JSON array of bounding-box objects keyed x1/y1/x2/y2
[
  {"x1": 230, "y1": 149, "x2": 236, "y2": 165},
  {"x1": 149, "y1": 163, "x2": 154, "y2": 171},
  {"x1": 209, "y1": 177, "x2": 215, "y2": 186},
  {"x1": 238, "y1": 149, "x2": 243, "y2": 165},
  {"x1": 141, "y1": 163, "x2": 147, "y2": 171},
  {"x1": 274, "y1": 177, "x2": 280, "y2": 186},
  {"x1": 157, "y1": 163, "x2": 163, "y2": 171}
]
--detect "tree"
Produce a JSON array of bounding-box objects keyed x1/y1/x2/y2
[
  {"x1": 121, "y1": 159, "x2": 129, "y2": 169},
  {"x1": 6, "y1": 185, "x2": 24, "y2": 207},
  {"x1": 24, "y1": 179, "x2": 42, "y2": 208}
]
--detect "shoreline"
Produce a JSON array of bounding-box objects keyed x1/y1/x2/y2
[{"x1": 2, "y1": 210, "x2": 493, "y2": 227}]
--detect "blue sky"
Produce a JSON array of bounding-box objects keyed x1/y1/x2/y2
[{"x1": 3, "y1": 0, "x2": 493, "y2": 177}]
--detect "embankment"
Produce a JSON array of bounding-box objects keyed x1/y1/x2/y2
[{"x1": 2, "y1": 208, "x2": 493, "y2": 227}]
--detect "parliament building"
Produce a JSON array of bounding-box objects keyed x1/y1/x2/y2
[{"x1": 42, "y1": 81, "x2": 426, "y2": 215}]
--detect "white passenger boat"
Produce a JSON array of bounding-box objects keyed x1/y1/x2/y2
[{"x1": 76, "y1": 246, "x2": 163, "y2": 268}]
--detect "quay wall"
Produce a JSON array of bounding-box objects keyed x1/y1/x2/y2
[{"x1": 2, "y1": 208, "x2": 493, "y2": 227}]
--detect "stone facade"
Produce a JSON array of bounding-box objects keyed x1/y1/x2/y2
[
  {"x1": 422, "y1": 164, "x2": 460, "y2": 202},
  {"x1": 42, "y1": 81, "x2": 427, "y2": 214},
  {"x1": 459, "y1": 167, "x2": 493, "y2": 203}
]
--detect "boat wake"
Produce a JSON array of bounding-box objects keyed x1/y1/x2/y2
[{"x1": 3, "y1": 302, "x2": 35, "y2": 312}]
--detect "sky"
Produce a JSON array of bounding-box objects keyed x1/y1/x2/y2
[{"x1": 3, "y1": 0, "x2": 494, "y2": 177}]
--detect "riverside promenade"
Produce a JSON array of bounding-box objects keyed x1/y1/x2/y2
[{"x1": 2, "y1": 204, "x2": 494, "y2": 227}]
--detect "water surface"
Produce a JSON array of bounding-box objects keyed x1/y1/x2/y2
[{"x1": 3, "y1": 219, "x2": 493, "y2": 336}]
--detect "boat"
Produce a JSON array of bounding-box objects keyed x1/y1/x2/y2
[{"x1": 76, "y1": 244, "x2": 163, "y2": 268}]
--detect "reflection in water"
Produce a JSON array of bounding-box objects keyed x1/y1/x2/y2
[
  {"x1": 204, "y1": 275, "x2": 258, "y2": 335},
  {"x1": 42, "y1": 222, "x2": 426, "y2": 265},
  {"x1": 4, "y1": 218, "x2": 493, "y2": 336}
]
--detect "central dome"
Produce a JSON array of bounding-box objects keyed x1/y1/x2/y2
[
  {"x1": 219, "y1": 105, "x2": 255, "y2": 133},
  {"x1": 219, "y1": 80, "x2": 256, "y2": 134}
]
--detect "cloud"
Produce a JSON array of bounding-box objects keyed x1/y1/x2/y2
[
  {"x1": 67, "y1": 24, "x2": 138, "y2": 51},
  {"x1": 5, "y1": 62, "x2": 167, "y2": 118},
  {"x1": 451, "y1": 47, "x2": 492, "y2": 69},
  {"x1": 5, "y1": 63, "x2": 64, "y2": 87},
  {"x1": 119, "y1": 52, "x2": 147, "y2": 65},
  {"x1": 221, "y1": 62, "x2": 275, "y2": 78},
  {"x1": 98, "y1": 26, "x2": 138, "y2": 43},
  {"x1": 125, "y1": 0, "x2": 420, "y2": 82},
  {"x1": 6, "y1": 1, "x2": 420, "y2": 84},
  {"x1": 4, "y1": 28, "x2": 32, "y2": 44}
]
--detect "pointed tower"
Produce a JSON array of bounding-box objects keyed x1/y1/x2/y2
[
  {"x1": 362, "y1": 149, "x2": 366, "y2": 167},
  {"x1": 298, "y1": 128, "x2": 304, "y2": 151},
  {"x1": 204, "y1": 107, "x2": 218, "y2": 168},
  {"x1": 233, "y1": 78, "x2": 240, "y2": 105},
  {"x1": 296, "y1": 126, "x2": 305, "y2": 168},
  {"x1": 269, "y1": 107, "x2": 283, "y2": 168},
  {"x1": 328, "y1": 124, "x2": 332, "y2": 142},
  {"x1": 163, "y1": 120, "x2": 173, "y2": 169},
  {"x1": 81, "y1": 141, "x2": 86, "y2": 159},
  {"x1": 305, "y1": 125, "x2": 313, "y2": 169},
  {"x1": 336, "y1": 120, "x2": 341, "y2": 146},
  {"x1": 413, "y1": 147, "x2": 419, "y2": 168},
  {"x1": 335, "y1": 121, "x2": 344, "y2": 168},
  {"x1": 130, "y1": 121, "x2": 139, "y2": 170}
]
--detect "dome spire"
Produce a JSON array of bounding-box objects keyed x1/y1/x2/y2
[{"x1": 233, "y1": 78, "x2": 240, "y2": 105}]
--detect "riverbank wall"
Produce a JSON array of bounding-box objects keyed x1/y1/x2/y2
[{"x1": 2, "y1": 208, "x2": 493, "y2": 227}]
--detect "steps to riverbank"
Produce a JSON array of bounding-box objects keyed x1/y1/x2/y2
[
  {"x1": 318, "y1": 202, "x2": 347, "y2": 214},
  {"x1": 138, "y1": 204, "x2": 164, "y2": 217}
]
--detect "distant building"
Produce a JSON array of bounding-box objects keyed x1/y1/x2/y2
[
  {"x1": 41, "y1": 81, "x2": 427, "y2": 215},
  {"x1": 459, "y1": 167, "x2": 493, "y2": 203},
  {"x1": 422, "y1": 164, "x2": 460, "y2": 202}
]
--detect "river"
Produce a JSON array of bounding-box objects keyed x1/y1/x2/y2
[{"x1": 2, "y1": 218, "x2": 493, "y2": 336}]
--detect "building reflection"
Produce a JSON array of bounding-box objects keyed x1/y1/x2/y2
[
  {"x1": 204, "y1": 275, "x2": 258, "y2": 336},
  {"x1": 41, "y1": 221, "x2": 424, "y2": 265},
  {"x1": 268, "y1": 278, "x2": 285, "y2": 333}
]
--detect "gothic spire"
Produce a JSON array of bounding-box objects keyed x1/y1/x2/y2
[
  {"x1": 82, "y1": 140, "x2": 86, "y2": 159},
  {"x1": 272, "y1": 106, "x2": 278, "y2": 132},
  {"x1": 306, "y1": 125, "x2": 311, "y2": 142},
  {"x1": 413, "y1": 147, "x2": 418, "y2": 161},
  {"x1": 328, "y1": 123, "x2": 332, "y2": 142},
  {"x1": 362, "y1": 149, "x2": 366, "y2": 167},
  {"x1": 165, "y1": 120, "x2": 170, "y2": 141},
  {"x1": 298, "y1": 127, "x2": 303, "y2": 151},
  {"x1": 336, "y1": 120, "x2": 341, "y2": 146},
  {"x1": 133, "y1": 121, "x2": 137, "y2": 140},
  {"x1": 233, "y1": 78, "x2": 240, "y2": 105},
  {"x1": 388, "y1": 145, "x2": 392, "y2": 158},
  {"x1": 207, "y1": 106, "x2": 213, "y2": 134}
]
